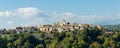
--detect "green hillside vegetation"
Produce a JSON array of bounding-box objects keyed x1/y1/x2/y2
[
  {"x1": 103, "y1": 24, "x2": 120, "y2": 31},
  {"x1": 0, "y1": 28, "x2": 120, "y2": 48}
]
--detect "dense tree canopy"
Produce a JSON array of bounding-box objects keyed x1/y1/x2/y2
[{"x1": 0, "y1": 28, "x2": 120, "y2": 48}]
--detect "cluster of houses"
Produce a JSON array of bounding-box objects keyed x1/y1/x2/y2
[
  {"x1": 0, "y1": 20, "x2": 102, "y2": 34},
  {"x1": 37, "y1": 20, "x2": 101, "y2": 33},
  {"x1": 0, "y1": 26, "x2": 38, "y2": 34}
]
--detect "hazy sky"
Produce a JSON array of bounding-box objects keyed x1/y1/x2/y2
[{"x1": 0, "y1": 0, "x2": 120, "y2": 28}]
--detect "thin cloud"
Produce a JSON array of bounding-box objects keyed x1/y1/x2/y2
[
  {"x1": 0, "y1": 7, "x2": 41, "y2": 19},
  {"x1": 0, "y1": 11, "x2": 12, "y2": 17},
  {"x1": 7, "y1": 20, "x2": 14, "y2": 25},
  {"x1": 14, "y1": 7, "x2": 41, "y2": 19},
  {"x1": 1, "y1": 7, "x2": 120, "y2": 29}
]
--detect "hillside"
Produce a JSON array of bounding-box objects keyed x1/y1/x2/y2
[
  {"x1": 103, "y1": 24, "x2": 120, "y2": 31},
  {"x1": 1, "y1": 28, "x2": 120, "y2": 48}
]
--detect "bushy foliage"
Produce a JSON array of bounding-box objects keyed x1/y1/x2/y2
[{"x1": 0, "y1": 28, "x2": 120, "y2": 48}]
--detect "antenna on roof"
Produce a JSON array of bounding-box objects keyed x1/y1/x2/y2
[{"x1": 61, "y1": 14, "x2": 71, "y2": 23}]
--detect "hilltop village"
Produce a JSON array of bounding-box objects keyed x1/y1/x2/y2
[{"x1": 0, "y1": 20, "x2": 102, "y2": 34}]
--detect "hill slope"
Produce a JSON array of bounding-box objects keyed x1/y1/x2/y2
[{"x1": 103, "y1": 24, "x2": 120, "y2": 31}]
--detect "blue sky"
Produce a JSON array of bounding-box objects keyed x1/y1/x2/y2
[{"x1": 0, "y1": 0, "x2": 120, "y2": 28}]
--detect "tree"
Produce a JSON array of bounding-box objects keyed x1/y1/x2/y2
[
  {"x1": 23, "y1": 41, "x2": 31, "y2": 48},
  {"x1": 61, "y1": 38, "x2": 71, "y2": 48},
  {"x1": 48, "y1": 40, "x2": 60, "y2": 48},
  {"x1": 77, "y1": 39, "x2": 87, "y2": 48},
  {"x1": 112, "y1": 33, "x2": 120, "y2": 42},
  {"x1": 7, "y1": 42, "x2": 13, "y2": 48},
  {"x1": 0, "y1": 35, "x2": 7, "y2": 48},
  {"x1": 89, "y1": 42, "x2": 102, "y2": 48},
  {"x1": 13, "y1": 38, "x2": 22, "y2": 47},
  {"x1": 35, "y1": 44, "x2": 44, "y2": 48}
]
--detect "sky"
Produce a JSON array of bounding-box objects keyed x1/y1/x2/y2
[{"x1": 0, "y1": 0, "x2": 120, "y2": 28}]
